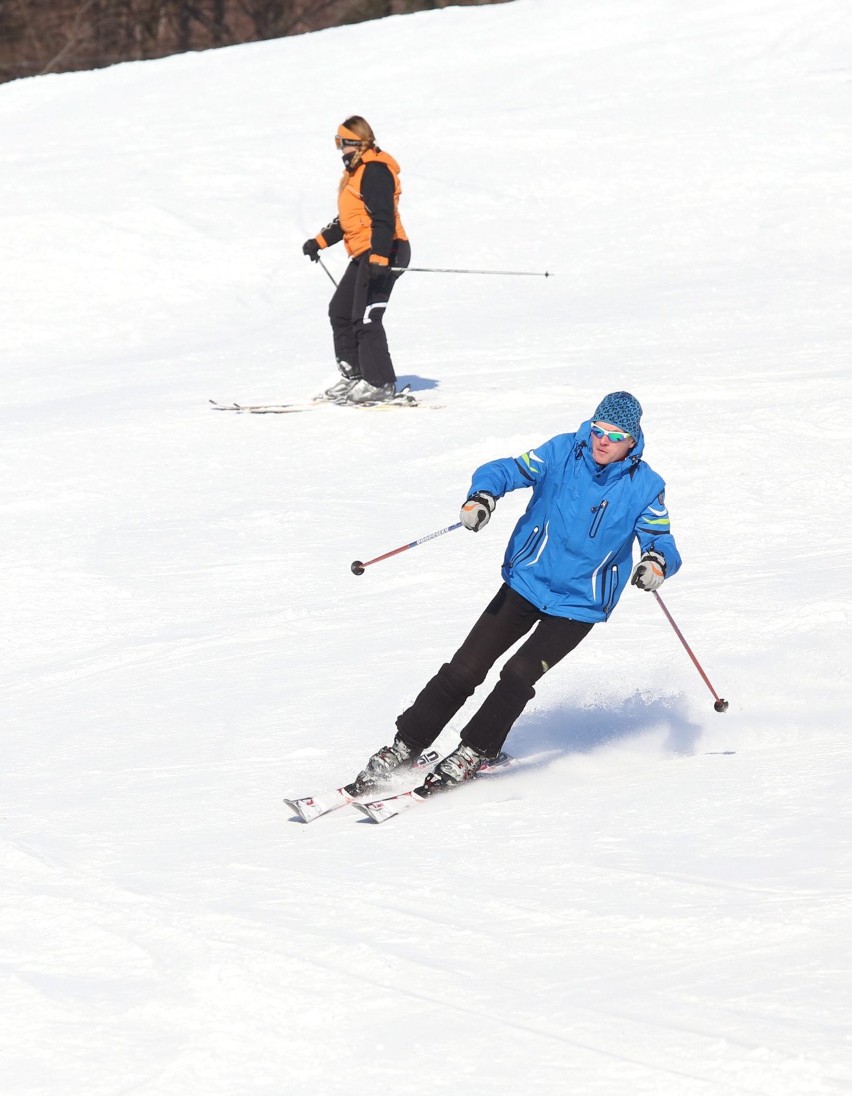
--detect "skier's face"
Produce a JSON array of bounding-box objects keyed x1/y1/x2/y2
[
  {"x1": 336, "y1": 134, "x2": 364, "y2": 170},
  {"x1": 590, "y1": 421, "x2": 635, "y2": 465}
]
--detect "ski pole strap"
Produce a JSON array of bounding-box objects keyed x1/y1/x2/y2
[{"x1": 351, "y1": 522, "x2": 463, "y2": 574}]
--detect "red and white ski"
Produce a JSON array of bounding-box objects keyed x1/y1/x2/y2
[
  {"x1": 351, "y1": 752, "x2": 519, "y2": 824},
  {"x1": 284, "y1": 750, "x2": 440, "y2": 823}
]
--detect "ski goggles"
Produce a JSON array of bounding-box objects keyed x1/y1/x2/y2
[
  {"x1": 591, "y1": 423, "x2": 632, "y2": 443},
  {"x1": 334, "y1": 135, "x2": 363, "y2": 149}
]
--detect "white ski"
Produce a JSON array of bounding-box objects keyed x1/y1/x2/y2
[
  {"x1": 209, "y1": 388, "x2": 427, "y2": 414},
  {"x1": 351, "y1": 788, "x2": 425, "y2": 824},
  {"x1": 351, "y1": 751, "x2": 519, "y2": 825},
  {"x1": 284, "y1": 750, "x2": 441, "y2": 824},
  {"x1": 284, "y1": 786, "x2": 358, "y2": 824}
]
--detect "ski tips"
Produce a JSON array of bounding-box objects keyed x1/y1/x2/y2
[
  {"x1": 351, "y1": 792, "x2": 421, "y2": 824},
  {"x1": 283, "y1": 798, "x2": 305, "y2": 822},
  {"x1": 350, "y1": 801, "x2": 377, "y2": 821},
  {"x1": 283, "y1": 798, "x2": 312, "y2": 823}
]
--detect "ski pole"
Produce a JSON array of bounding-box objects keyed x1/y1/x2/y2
[
  {"x1": 391, "y1": 266, "x2": 555, "y2": 278},
  {"x1": 652, "y1": 591, "x2": 729, "y2": 712},
  {"x1": 318, "y1": 255, "x2": 338, "y2": 287},
  {"x1": 351, "y1": 522, "x2": 463, "y2": 575}
]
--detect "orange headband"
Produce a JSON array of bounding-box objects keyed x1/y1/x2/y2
[{"x1": 337, "y1": 124, "x2": 366, "y2": 144}]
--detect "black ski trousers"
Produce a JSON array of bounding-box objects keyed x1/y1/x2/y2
[
  {"x1": 395, "y1": 584, "x2": 594, "y2": 759},
  {"x1": 328, "y1": 241, "x2": 411, "y2": 387}
]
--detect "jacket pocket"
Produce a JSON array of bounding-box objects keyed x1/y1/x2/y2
[
  {"x1": 601, "y1": 564, "x2": 620, "y2": 614},
  {"x1": 507, "y1": 525, "x2": 542, "y2": 568},
  {"x1": 588, "y1": 499, "x2": 609, "y2": 538}
]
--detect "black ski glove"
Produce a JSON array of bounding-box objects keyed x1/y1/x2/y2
[
  {"x1": 302, "y1": 239, "x2": 320, "y2": 262},
  {"x1": 460, "y1": 492, "x2": 496, "y2": 532},
  {"x1": 631, "y1": 550, "x2": 666, "y2": 591}
]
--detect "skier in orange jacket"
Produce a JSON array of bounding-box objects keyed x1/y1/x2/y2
[{"x1": 302, "y1": 116, "x2": 411, "y2": 404}]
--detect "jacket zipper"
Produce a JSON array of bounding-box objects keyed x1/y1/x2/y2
[
  {"x1": 603, "y1": 565, "x2": 619, "y2": 613},
  {"x1": 508, "y1": 525, "x2": 541, "y2": 568},
  {"x1": 589, "y1": 499, "x2": 608, "y2": 538}
]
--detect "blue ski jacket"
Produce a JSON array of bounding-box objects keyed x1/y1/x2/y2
[{"x1": 468, "y1": 420, "x2": 682, "y2": 623}]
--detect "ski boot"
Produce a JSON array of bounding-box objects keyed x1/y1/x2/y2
[
  {"x1": 348, "y1": 736, "x2": 416, "y2": 795},
  {"x1": 419, "y1": 742, "x2": 486, "y2": 796},
  {"x1": 341, "y1": 379, "x2": 396, "y2": 405}
]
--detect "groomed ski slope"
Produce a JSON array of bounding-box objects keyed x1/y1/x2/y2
[{"x1": 1, "y1": 1, "x2": 851, "y2": 1093}]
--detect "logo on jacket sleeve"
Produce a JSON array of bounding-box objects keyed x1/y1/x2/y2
[{"x1": 519, "y1": 449, "x2": 544, "y2": 474}]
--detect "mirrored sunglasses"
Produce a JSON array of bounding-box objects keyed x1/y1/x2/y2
[
  {"x1": 335, "y1": 135, "x2": 363, "y2": 150},
  {"x1": 591, "y1": 423, "x2": 631, "y2": 443}
]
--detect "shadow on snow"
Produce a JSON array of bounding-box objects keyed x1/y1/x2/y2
[
  {"x1": 396, "y1": 374, "x2": 440, "y2": 393},
  {"x1": 502, "y1": 691, "x2": 705, "y2": 763}
]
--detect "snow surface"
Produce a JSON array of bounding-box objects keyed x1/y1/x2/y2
[{"x1": 2, "y1": 0, "x2": 852, "y2": 1092}]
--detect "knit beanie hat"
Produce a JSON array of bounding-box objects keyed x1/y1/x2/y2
[{"x1": 592, "y1": 391, "x2": 642, "y2": 438}]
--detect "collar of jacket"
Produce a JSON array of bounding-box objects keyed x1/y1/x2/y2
[{"x1": 346, "y1": 147, "x2": 402, "y2": 176}]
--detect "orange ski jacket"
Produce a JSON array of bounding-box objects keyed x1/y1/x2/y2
[{"x1": 315, "y1": 149, "x2": 408, "y2": 265}]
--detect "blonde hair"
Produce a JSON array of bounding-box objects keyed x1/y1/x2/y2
[{"x1": 341, "y1": 115, "x2": 376, "y2": 148}]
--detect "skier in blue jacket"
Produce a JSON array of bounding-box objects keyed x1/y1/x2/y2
[{"x1": 355, "y1": 391, "x2": 682, "y2": 796}]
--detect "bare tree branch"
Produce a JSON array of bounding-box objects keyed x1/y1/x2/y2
[{"x1": 39, "y1": 0, "x2": 99, "y2": 75}]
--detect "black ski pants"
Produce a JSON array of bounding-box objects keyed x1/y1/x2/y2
[
  {"x1": 328, "y1": 241, "x2": 411, "y2": 387},
  {"x1": 395, "y1": 584, "x2": 594, "y2": 759}
]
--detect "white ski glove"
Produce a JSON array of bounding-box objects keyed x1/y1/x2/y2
[
  {"x1": 631, "y1": 550, "x2": 666, "y2": 592},
  {"x1": 460, "y1": 492, "x2": 496, "y2": 532}
]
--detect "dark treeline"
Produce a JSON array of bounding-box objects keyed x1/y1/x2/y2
[{"x1": 0, "y1": 0, "x2": 509, "y2": 83}]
